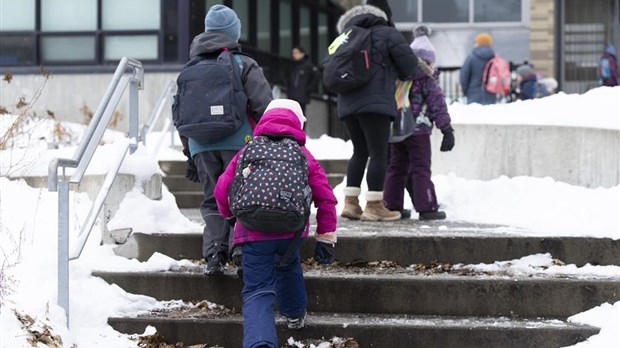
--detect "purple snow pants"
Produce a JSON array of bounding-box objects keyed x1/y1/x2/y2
[{"x1": 383, "y1": 134, "x2": 439, "y2": 213}]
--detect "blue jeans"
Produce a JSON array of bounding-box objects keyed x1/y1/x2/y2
[{"x1": 241, "y1": 238, "x2": 308, "y2": 348}]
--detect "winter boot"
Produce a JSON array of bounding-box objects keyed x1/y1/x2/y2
[
  {"x1": 341, "y1": 187, "x2": 363, "y2": 220},
  {"x1": 361, "y1": 191, "x2": 401, "y2": 221},
  {"x1": 419, "y1": 210, "x2": 447, "y2": 220}
]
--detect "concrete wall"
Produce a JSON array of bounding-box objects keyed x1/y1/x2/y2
[
  {"x1": 1, "y1": 72, "x2": 179, "y2": 133},
  {"x1": 429, "y1": 124, "x2": 620, "y2": 188}
]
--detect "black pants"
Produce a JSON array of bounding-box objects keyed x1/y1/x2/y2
[
  {"x1": 343, "y1": 113, "x2": 391, "y2": 191},
  {"x1": 193, "y1": 150, "x2": 238, "y2": 261}
]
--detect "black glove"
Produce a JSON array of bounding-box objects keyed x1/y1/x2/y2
[
  {"x1": 226, "y1": 217, "x2": 236, "y2": 227},
  {"x1": 440, "y1": 126, "x2": 455, "y2": 152},
  {"x1": 185, "y1": 158, "x2": 199, "y2": 183},
  {"x1": 314, "y1": 242, "x2": 336, "y2": 265}
]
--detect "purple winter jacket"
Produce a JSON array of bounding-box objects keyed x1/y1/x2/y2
[
  {"x1": 410, "y1": 69, "x2": 452, "y2": 136},
  {"x1": 214, "y1": 108, "x2": 338, "y2": 246}
]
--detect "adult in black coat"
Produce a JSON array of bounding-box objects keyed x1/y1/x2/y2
[
  {"x1": 286, "y1": 46, "x2": 320, "y2": 115},
  {"x1": 335, "y1": 4, "x2": 419, "y2": 222}
]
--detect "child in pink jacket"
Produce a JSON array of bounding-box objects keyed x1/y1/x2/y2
[{"x1": 214, "y1": 99, "x2": 337, "y2": 348}]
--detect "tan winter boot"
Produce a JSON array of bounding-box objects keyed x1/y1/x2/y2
[
  {"x1": 361, "y1": 191, "x2": 401, "y2": 221},
  {"x1": 341, "y1": 187, "x2": 363, "y2": 220}
]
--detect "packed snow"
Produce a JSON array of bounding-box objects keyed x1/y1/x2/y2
[{"x1": 1, "y1": 87, "x2": 619, "y2": 347}]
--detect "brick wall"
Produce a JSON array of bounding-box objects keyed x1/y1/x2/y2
[{"x1": 529, "y1": 0, "x2": 556, "y2": 78}]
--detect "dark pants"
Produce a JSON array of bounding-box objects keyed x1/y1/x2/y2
[
  {"x1": 343, "y1": 113, "x2": 391, "y2": 191},
  {"x1": 193, "y1": 150, "x2": 238, "y2": 261},
  {"x1": 241, "y1": 238, "x2": 307, "y2": 348},
  {"x1": 383, "y1": 134, "x2": 439, "y2": 213}
]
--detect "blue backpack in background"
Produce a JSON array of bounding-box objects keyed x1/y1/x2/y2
[{"x1": 599, "y1": 57, "x2": 612, "y2": 79}]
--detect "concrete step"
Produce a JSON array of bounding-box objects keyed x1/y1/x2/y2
[
  {"x1": 172, "y1": 192, "x2": 204, "y2": 209},
  {"x1": 162, "y1": 176, "x2": 202, "y2": 192},
  {"x1": 93, "y1": 267, "x2": 620, "y2": 318},
  {"x1": 326, "y1": 173, "x2": 345, "y2": 188},
  {"x1": 317, "y1": 159, "x2": 348, "y2": 174},
  {"x1": 118, "y1": 228, "x2": 620, "y2": 267},
  {"x1": 108, "y1": 312, "x2": 598, "y2": 348}
]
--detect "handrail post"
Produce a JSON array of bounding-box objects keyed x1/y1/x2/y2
[
  {"x1": 58, "y1": 180, "x2": 70, "y2": 325},
  {"x1": 129, "y1": 79, "x2": 139, "y2": 154}
]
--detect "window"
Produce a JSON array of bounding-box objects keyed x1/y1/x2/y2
[
  {"x1": 41, "y1": 0, "x2": 97, "y2": 31},
  {"x1": 233, "y1": 0, "x2": 249, "y2": 42},
  {"x1": 318, "y1": 13, "x2": 328, "y2": 62},
  {"x1": 0, "y1": 0, "x2": 35, "y2": 31},
  {"x1": 0, "y1": 35, "x2": 35, "y2": 65},
  {"x1": 104, "y1": 35, "x2": 159, "y2": 61},
  {"x1": 256, "y1": 0, "x2": 272, "y2": 51},
  {"x1": 423, "y1": 0, "x2": 469, "y2": 23},
  {"x1": 41, "y1": 36, "x2": 96, "y2": 62},
  {"x1": 206, "y1": 0, "x2": 222, "y2": 10},
  {"x1": 102, "y1": 0, "x2": 160, "y2": 30},
  {"x1": 474, "y1": 0, "x2": 521, "y2": 22},
  {"x1": 392, "y1": 0, "x2": 418, "y2": 23},
  {"x1": 299, "y1": 6, "x2": 311, "y2": 55},
  {"x1": 278, "y1": 0, "x2": 290, "y2": 56}
]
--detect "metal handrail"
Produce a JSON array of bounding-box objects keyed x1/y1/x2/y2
[
  {"x1": 47, "y1": 57, "x2": 143, "y2": 325},
  {"x1": 139, "y1": 80, "x2": 177, "y2": 158},
  {"x1": 140, "y1": 80, "x2": 176, "y2": 143}
]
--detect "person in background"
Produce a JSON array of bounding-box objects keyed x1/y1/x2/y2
[
  {"x1": 384, "y1": 25, "x2": 454, "y2": 221},
  {"x1": 286, "y1": 46, "x2": 320, "y2": 118},
  {"x1": 214, "y1": 99, "x2": 338, "y2": 348},
  {"x1": 459, "y1": 33, "x2": 497, "y2": 105},
  {"x1": 337, "y1": 2, "x2": 419, "y2": 222},
  {"x1": 182, "y1": 4, "x2": 272, "y2": 276},
  {"x1": 515, "y1": 64, "x2": 550, "y2": 100},
  {"x1": 598, "y1": 43, "x2": 619, "y2": 87}
]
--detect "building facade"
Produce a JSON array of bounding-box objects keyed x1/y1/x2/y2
[{"x1": 1, "y1": 0, "x2": 618, "y2": 137}]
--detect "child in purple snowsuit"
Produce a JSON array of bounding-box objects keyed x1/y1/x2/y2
[
  {"x1": 214, "y1": 99, "x2": 338, "y2": 348},
  {"x1": 383, "y1": 25, "x2": 455, "y2": 220}
]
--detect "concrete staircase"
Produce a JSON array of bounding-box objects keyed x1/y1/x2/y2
[{"x1": 95, "y1": 160, "x2": 620, "y2": 347}]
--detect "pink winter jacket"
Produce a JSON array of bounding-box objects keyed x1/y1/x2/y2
[{"x1": 214, "y1": 108, "x2": 338, "y2": 246}]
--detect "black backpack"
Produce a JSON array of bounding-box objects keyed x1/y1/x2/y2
[
  {"x1": 322, "y1": 25, "x2": 376, "y2": 94},
  {"x1": 229, "y1": 135, "x2": 312, "y2": 233},
  {"x1": 172, "y1": 49, "x2": 248, "y2": 143}
]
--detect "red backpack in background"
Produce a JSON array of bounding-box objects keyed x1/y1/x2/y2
[{"x1": 482, "y1": 54, "x2": 511, "y2": 95}]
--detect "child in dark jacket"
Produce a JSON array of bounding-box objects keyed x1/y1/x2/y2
[
  {"x1": 214, "y1": 99, "x2": 338, "y2": 348},
  {"x1": 516, "y1": 64, "x2": 549, "y2": 100},
  {"x1": 383, "y1": 25, "x2": 454, "y2": 220}
]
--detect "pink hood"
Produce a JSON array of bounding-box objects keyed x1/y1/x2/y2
[{"x1": 214, "y1": 107, "x2": 338, "y2": 245}]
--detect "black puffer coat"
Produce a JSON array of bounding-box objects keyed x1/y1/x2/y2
[{"x1": 335, "y1": 5, "x2": 418, "y2": 120}]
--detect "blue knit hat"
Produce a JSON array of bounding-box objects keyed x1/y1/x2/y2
[{"x1": 204, "y1": 5, "x2": 241, "y2": 41}]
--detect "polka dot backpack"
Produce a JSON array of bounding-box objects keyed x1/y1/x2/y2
[{"x1": 229, "y1": 135, "x2": 312, "y2": 233}]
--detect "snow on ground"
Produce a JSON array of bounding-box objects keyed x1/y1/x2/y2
[{"x1": 1, "y1": 87, "x2": 619, "y2": 347}]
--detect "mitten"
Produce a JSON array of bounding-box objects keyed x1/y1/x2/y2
[
  {"x1": 185, "y1": 158, "x2": 200, "y2": 182},
  {"x1": 440, "y1": 126, "x2": 455, "y2": 152},
  {"x1": 314, "y1": 242, "x2": 336, "y2": 265}
]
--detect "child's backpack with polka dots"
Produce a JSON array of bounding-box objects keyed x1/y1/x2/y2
[{"x1": 229, "y1": 135, "x2": 312, "y2": 233}]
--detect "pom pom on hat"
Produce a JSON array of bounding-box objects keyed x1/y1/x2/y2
[
  {"x1": 204, "y1": 5, "x2": 241, "y2": 41},
  {"x1": 474, "y1": 33, "x2": 493, "y2": 46},
  {"x1": 410, "y1": 25, "x2": 436, "y2": 64},
  {"x1": 264, "y1": 99, "x2": 307, "y2": 127},
  {"x1": 414, "y1": 25, "x2": 431, "y2": 38}
]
